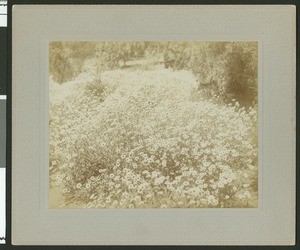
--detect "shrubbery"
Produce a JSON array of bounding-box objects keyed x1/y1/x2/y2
[
  {"x1": 50, "y1": 69, "x2": 258, "y2": 208},
  {"x1": 49, "y1": 41, "x2": 151, "y2": 84},
  {"x1": 163, "y1": 42, "x2": 258, "y2": 107},
  {"x1": 49, "y1": 42, "x2": 97, "y2": 84},
  {"x1": 50, "y1": 42, "x2": 257, "y2": 108}
]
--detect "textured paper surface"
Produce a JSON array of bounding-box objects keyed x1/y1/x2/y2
[{"x1": 12, "y1": 5, "x2": 295, "y2": 245}]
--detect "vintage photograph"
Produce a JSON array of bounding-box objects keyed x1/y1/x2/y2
[{"x1": 49, "y1": 41, "x2": 258, "y2": 209}]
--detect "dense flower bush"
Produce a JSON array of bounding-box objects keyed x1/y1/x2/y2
[{"x1": 50, "y1": 68, "x2": 258, "y2": 208}]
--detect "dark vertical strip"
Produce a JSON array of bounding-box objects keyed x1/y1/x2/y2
[
  {"x1": 0, "y1": 27, "x2": 6, "y2": 95},
  {"x1": 5, "y1": 0, "x2": 10, "y2": 245}
]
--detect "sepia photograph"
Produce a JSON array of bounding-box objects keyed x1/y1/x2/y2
[
  {"x1": 12, "y1": 5, "x2": 295, "y2": 245},
  {"x1": 49, "y1": 41, "x2": 258, "y2": 209}
]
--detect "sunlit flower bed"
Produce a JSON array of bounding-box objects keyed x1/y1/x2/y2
[{"x1": 50, "y1": 69, "x2": 258, "y2": 208}]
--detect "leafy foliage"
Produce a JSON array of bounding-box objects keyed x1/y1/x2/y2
[
  {"x1": 50, "y1": 41, "x2": 150, "y2": 83},
  {"x1": 163, "y1": 42, "x2": 258, "y2": 107},
  {"x1": 49, "y1": 42, "x2": 97, "y2": 84},
  {"x1": 50, "y1": 41, "x2": 258, "y2": 107}
]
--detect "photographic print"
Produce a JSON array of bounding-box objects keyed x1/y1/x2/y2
[{"x1": 49, "y1": 41, "x2": 258, "y2": 209}]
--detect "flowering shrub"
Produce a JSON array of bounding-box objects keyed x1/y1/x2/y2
[{"x1": 50, "y1": 68, "x2": 258, "y2": 208}]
